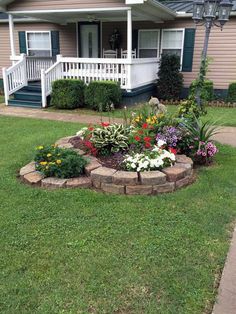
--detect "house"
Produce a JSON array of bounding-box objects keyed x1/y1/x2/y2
[{"x1": 0, "y1": 0, "x2": 235, "y2": 108}]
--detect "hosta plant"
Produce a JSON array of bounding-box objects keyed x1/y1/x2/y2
[{"x1": 123, "y1": 144, "x2": 176, "y2": 172}]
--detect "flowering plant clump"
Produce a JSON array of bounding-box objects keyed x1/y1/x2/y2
[
  {"x1": 123, "y1": 143, "x2": 176, "y2": 172},
  {"x1": 156, "y1": 126, "x2": 182, "y2": 150},
  {"x1": 34, "y1": 145, "x2": 88, "y2": 178},
  {"x1": 195, "y1": 141, "x2": 218, "y2": 164}
]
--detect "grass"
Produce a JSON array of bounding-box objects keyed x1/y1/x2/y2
[
  {"x1": 45, "y1": 105, "x2": 236, "y2": 127},
  {"x1": 0, "y1": 95, "x2": 4, "y2": 103},
  {"x1": 0, "y1": 116, "x2": 236, "y2": 313}
]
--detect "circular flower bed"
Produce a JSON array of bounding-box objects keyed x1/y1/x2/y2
[{"x1": 19, "y1": 105, "x2": 219, "y2": 195}]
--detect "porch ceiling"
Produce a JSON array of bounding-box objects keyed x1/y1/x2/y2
[{"x1": 3, "y1": 1, "x2": 176, "y2": 24}]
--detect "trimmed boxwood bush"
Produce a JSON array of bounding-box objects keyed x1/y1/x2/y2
[
  {"x1": 157, "y1": 54, "x2": 183, "y2": 100},
  {"x1": 189, "y1": 79, "x2": 214, "y2": 102},
  {"x1": 227, "y1": 82, "x2": 236, "y2": 103},
  {"x1": 84, "y1": 80, "x2": 122, "y2": 111},
  {"x1": 50, "y1": 79, "x2": 85, "y2": 109}
]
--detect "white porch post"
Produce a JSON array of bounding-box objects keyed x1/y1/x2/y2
[
  {"x1": 126, "y1": 9, "x2": 132, "y2": 90},
  {"x1": 9, "y1": 14, "x2": 16, "y2": 60}
]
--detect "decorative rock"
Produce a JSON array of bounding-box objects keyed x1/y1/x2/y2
[
  {"x1": 176, "y1": 176, "x2": 191, "y2": 189},
  {"x1": 176, "y1": 155, "x2": 193, "y2": 166},
  {"x1": 66, "y1": 177, "x2": 91, "y2": 188},
  {"x1": 153, "y1": 182, "x2": 175, "y2": 194},
  {"x1": 112, "y1": 171, "x2": 138, "y2": 185},
  {"x1": 140, "y1": 171, "x2": 166, "y2": 185},
  {"x1": 20, "y1": 161, "x2": 36, "y2": 176},
  {"x1": 93, "y1": 180, "x2": 101, "y2": 189},
  {"x1": 85, "y1": 161, "x2": 101, "y2": 175},
  {"x1": 101, "y1": 183, "x2": 125, "y2": 194},
  {"x1": 23, "y1": 171, "x2": 44, "y2": 186},
  {"x1": 41, "y1": 177, "x2": 67, "y2": 189},
  {"x1": 162, "y1": 165, "x2": 187, "y2": 182},
  {"x1": 91, "y1": 167, "x2": 117, "y2": 184},
  {"x1": 126, "y1": 185, "x2": 153, "y2": 195}
]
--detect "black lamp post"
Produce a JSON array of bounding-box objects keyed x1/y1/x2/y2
[{"x1": 192, "y1": 0, "x2": 233, "y2": 107}]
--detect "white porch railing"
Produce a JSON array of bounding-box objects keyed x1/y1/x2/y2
[
  {"x1": 26, "y1": 57, "x2": 54, "y2": 81},
  {"x1": 41, "y1": 56, "x2": 159, "y2": 108},
  {"x1": 2, "y1": 54, "x2": 27, "y2": 105}
]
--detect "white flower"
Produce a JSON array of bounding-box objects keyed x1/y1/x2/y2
[{"x1": 157, "y1": 139, "x2": 166, "y2": 148}]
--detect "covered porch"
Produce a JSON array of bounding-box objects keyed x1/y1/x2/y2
[{"x1": 3, "y1": 2, "x2": 176, "y2": 107}]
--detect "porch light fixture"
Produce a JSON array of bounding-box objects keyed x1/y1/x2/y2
[{"x1": 192, "y1": 0, "x2": 233, "y2": 107}]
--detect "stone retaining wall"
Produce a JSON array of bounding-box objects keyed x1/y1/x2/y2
[{"x1": 19, "y1": 136, "x2": 195, "y2": 195}]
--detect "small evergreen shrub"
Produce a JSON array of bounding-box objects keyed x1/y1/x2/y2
[
  {"x1": 227, "y1": 82, "x2": 236, "y2": 103},
  {"x1": 157, "y1": 54, "x2": 183, "y2": 100},
  {"x1": 189, "y1": 79, "x2": 214, "y2": 102},
  {"x1": 35, "y1": 144, "x2": 88, "y2": 178},
  {"x1": 50, "y1": 79, "x2": 85, "y2": 109},
  {"x1": 84, "y1": 80, "x2": 122, "y2": 111}
]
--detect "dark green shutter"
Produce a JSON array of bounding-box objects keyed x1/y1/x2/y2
[
  {"x1": 18, "y1": 31, "x2": 27, "y2": 54},
  {"x1": 132, "y1": 29, "x2": 138, "y2": 51},
  {"x1": 51, "y1": 31, "x2": 60, "y2": 57},
  {"x1": 182, "y1": 28, "x2": 196, "y2": 72}
]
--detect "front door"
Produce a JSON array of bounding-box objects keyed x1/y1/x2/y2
[{"x1": 79, "y1": 23, "x2": 99, "y2": 58}]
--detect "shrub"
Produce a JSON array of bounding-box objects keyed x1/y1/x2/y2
[
  {"x1": 178, "y1": 97, "x2": 203, "y2": 119},
  {"x1": 50, "y1": 79, "x2": 85, "y2": 109},
  {"x1": 84, "y1": 80, "x2": 122, "y2": 111},
  {"x1": 227, "y1": 82, "x2": 236, "y2": 103},
  {"x1": 34, "y1": 144, "x2": 88, "y2": 178},
  {"x1": 189, "y1": 79, "x2": 214, "y2": 102},
  {"x1": 157, "y1": 54, "x2": 184, "y2": 100}
]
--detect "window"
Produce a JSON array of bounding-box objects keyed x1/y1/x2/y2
[
  {"x1": 26, "y1": 32, "x2": 51, "y2": 57},
  {"x1": 161, "y1": 29, "x2": 185, "y2": 65},
  {"x1": 138, "y1": 29, "x2": 160, "y2": 58}
]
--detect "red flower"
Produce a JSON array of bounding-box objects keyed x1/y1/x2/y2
[
  {"x1": 134, "y1": 136, "x2": 141, "y2": 142},
  {"x1": 145, "y1": 142, "x2": 151, "y2": 149},
  {"x1": 144, "y1": 136, "x2": 151, "y2": 142},
  {"x1": 88, "y1": 126, "x2": 94, "y2": 131},
  {"x1": 138, "y1": 130, "x2": 144, "y2": 135},
  {"x1": 101, "y1": 122, "x2": 110, "y2": 127},
  {"x1": 169, "y1": 147, "x2": 177, "y2": 155},
  {"x1": 142, "y1": 123, "x2": 148, "y2": 129}
]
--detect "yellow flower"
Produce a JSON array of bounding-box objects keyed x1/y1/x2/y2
[
  {"x1": 47, "y1": 153, "x2": 52, "y2": 158},
  {"x1": 56, "y1": 160, "x2": 62, "y2": 165},
  {"x1": 40, "y1": 161, "x2": 47, "y2": 166},
  {"x1": 37, "y1": 146, "x2": 44, "y2": 150},
  {"x1": 146, "y1": 118, "x2": 151, "y2": 124}
]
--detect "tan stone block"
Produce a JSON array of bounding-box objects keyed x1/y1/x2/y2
[
  {"x1": 126, "y1": 185, "x2": 153, "y2": 195},
  {"x1": 175, "y1": 176, "x2": 190, "y2": 189},
  {"x1": 91, "y1": 167, "x2": 116, "y2": 183},
  {"x1": 55, "y1": 136, "x2": 75, "y2": 146},
  {"x1": 140, "y1": 171, "x2": 166, "y2": 185},
  {"x1": 112, "y1": 171, "x2": 138, "y2": 185},
  {"x1": 41, "y1": 177, "x2": 67, "y2": 189},
  {"x1": 23, "y1": 171, "x2": 44, "y2": 186},
  {"x1": 20, "y1": 161, "x2": 36, "y2": 176},
  {"x1": 66, "y1": 177, "x2": 91, "y2": 188},
  {"x1": 92, "y1": 180, "x2": 101, "y2": 189},
  {"x1": 153, "y1": 182, "x2": 175, "y2": 194},
  {"x1": 85, "y1": 161, "x2": 101, "y2": 175},
  {"x1": 162, "y1": 165, "x2": 187, "y2": 182},
  {"x1": 57, "y1": 143, "x2": 74, "y2": 149},
  {"x1": 177, "y1": 163, "x2": 193, "y2": 175},
  {"x1": 101, "y1": 183, "x2": 125, "y2": 194},
  {"x1": 71, "y1": 148, "x2": 86, "y2": 155},
  {"x1": 176, "y1": 155, "x2": 193, "y2": 165}
]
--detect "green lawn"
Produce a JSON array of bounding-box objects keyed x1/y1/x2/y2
[
  {"x1": 0, "y1": 95, "x2": 4, "y2": 103},
  {"x1": 0, "y1": 116, "x2": 236, "y2": 313},
  {"x1": 45, "y1": 105, "x2": 236, "y2": 127}
]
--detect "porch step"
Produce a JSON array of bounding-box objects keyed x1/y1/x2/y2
[
  {"x1": 8, "y1": 82, "x2": 43, "y2": 108},
  {"x1": 14, "y1": 91, "x2": 42, "y2": 102},
  {"x1": 8, "y1": 99, "x2": 42, "y2": 108}
]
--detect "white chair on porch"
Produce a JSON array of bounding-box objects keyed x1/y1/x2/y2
[
  {"x1": 103, "y1": 49, "x2": 118, "y2": 58},
  {"x1": 121, "y1": 48, "x2": 137, "y2": 59}
]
